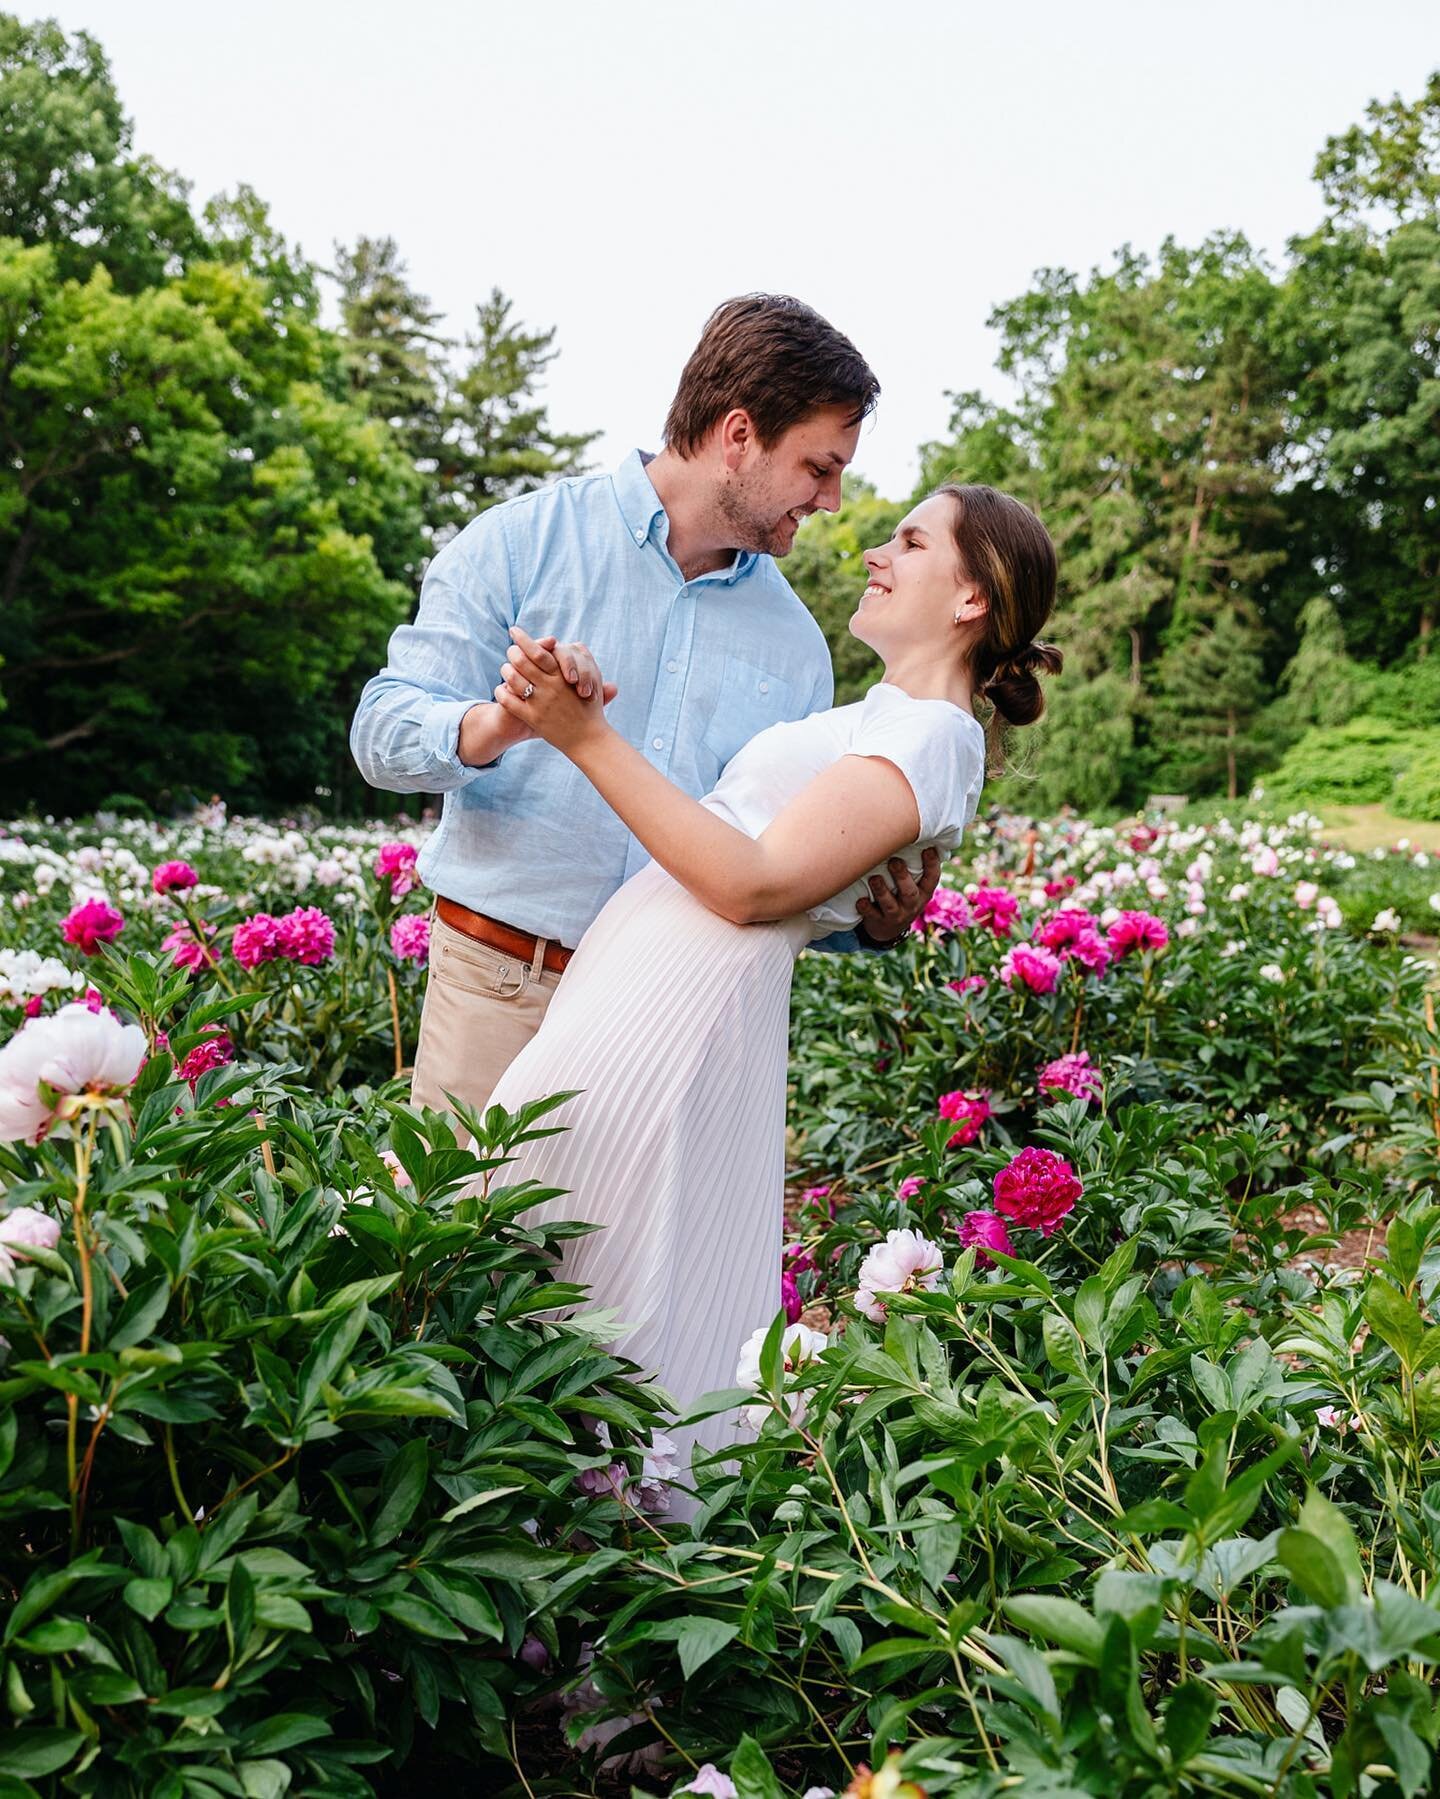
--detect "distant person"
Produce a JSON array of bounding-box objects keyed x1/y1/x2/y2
[
  {"x1": 485, "y1": 484, "x2": 1060, "y2": 1493},
  {"x1": 351, "y1": 294, "x2": 940, "y2": 1116}
]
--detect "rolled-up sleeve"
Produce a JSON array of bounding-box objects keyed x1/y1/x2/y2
[{"x1": 350, "y1": 518, "x2": 515, "y2": 793}]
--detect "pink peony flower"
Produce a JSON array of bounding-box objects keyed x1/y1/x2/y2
[
  {"x1": 1035, "y1": 908, "x2": 1100, "y2": 953},
  {"x1": 1294, "y1": 880, "x2": 1319, "y2": 910},
  {"x1": 1038, "y1": 1051, "x2": 1104, "y2": 1104},
  {"x1": 896, "y1": 1175, "x2": 924, "y2": 1201},
  {"x1": 1065, "y1": 930, "x2": 1112, "y2": 976},
  {"x1": 781, "y1": 1268, "x2": 803, "y2": 1323},
  {"x1": 389, "y1": 914, "x2": 430, "y2": 965},
  {"x1": 62, "y1": 900, "x2": 124, "y2": 957},
  {"x1": 937, "y1": 1087, "x2": 992, "y2": 1148},
  {"x1": 376, "y1": 841, "x2": 420, "y2": 900},
  {"x1": 911, "y1": 886, "x2": 970, "y2": 935},
  {"x1": 175, "y1": 1027, "x2": 233, "y2": 1092},
  {"x1": 957, "y1": 1209, "x2": 1014, "y2": 1268},
  {"x1": 232, "y1": 913, "x2": 281, "y2": 970},
  {"x1": 947, "y1": 973, "x2": 987, "y2": 997},
  {"x1": 151, "y1": 860, "x2": 198, "y2": 896},
  {"x1": 1043, "y1": 875, "x2": 1077, "y2": 898},
  {"x1": 854, "y1": 1227, "x2": 945, "y2": 1322},
  {"x1": 162, "y1": 920, "x2": 216, "y2": 973},
  {"x1": 782, "y1": 1240, "x2": 815, "y2": 1275},
  {"x1": 969, "y1": 885, "x2": 1019, "y2": 937},
  {"x1": 1106, "y1": 910, "x2": 1170, "y2": 958},
  {"x1": 22, "y1": 995, "x2": 42, "y2": 1020},
  {"x1": 0, "y1": 1003, "x2": 147, "y2": 1144},
  {"x1": 992, "y1": 1147, "x2": 1083, "y2": 1237},
  {"x1": 82, "y1": 988, "x2": 104, "y2": 1013},
  {"x1": 1250, "y1": 845, "x2": 1280, "y2": 878},
  {"x1": 999, "y1": 943, "x2": 1063, "y2": 994},
  {"x1": 275, "y1": 906, "x2": 336, "y2": 966},
  {"x1": 679, "y1": 1768, "x2": 738, "y2": 1798},
  {"x1": 0, "y1": 1205, "x2": 62, "y2": 1285}
]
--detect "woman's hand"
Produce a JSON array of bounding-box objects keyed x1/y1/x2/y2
[{"x1": 494, "y1": 625, "x2": 616, "y2": 756}]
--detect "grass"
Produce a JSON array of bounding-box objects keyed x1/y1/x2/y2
[{"x1": 1313, "y1": 803, "x2": 1440, "y2": 853}]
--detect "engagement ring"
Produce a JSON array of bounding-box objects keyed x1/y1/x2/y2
[{"x1": 522, "y1": 683, "x2": 535, "y2": 700}]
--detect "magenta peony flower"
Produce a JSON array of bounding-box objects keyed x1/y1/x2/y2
[
  {"x1": 992, "y1": 1147, "x2": 1083, "y2": 1237},
  {"x1": 897, "y1": 1175, "x2": 924, "y2": 1200},
  {"x1": 175, "y1": 1027, "x2": 233, "y2": 1092},
  {"x1": 782, "y1": 1240, "x2": 815, "y2": 1275},
  {"x1": 1035, "y1": 907, "x2": 1099, "y2": 952},
  {"x1": 82, "y1": 988, "x2": 103, "y2": 1014},
  {"x1": 937, "y1": 1087, "x2": 992, "y2": 1148},
  {"x1": 62, "y1": 899, "x2": 124, "y2": 957},
  {"x1": 957, "y1": 1209, "x2": 1014, "y2": 1267},
  {"x1": 389, "y1": 914, "x2": 430, "y2": 965},
  {"x1": 999, "y1": 943, "x2": 1063, "y2": 994},
  {"x1": 781, "y1": 1268, "x2": 803, "y2": 1323},
  {"x1": 375, "y1": 841, "x2": 420, "y2": 900},
  {"x1": 1106, "y1": 910, "x2": 1170, "y2": 958},
  {"x1": 1065, "y1": 930, "x2": 1112, "y2": 976},
  {"x1": 232, "y1": 913, "x2": 282, "y2": 970},
  {"x1": 1043, "y1": 875, "x2": 1077, "y2": 898},
  {"x1": 947, "y1": 973, "x2": 987, "y2": 997},
  {"x1": 969, "y1": 885, "x2": 1019, "y2": 937},
  {"x1": 1038, "y1": 1050, "x2": 1104, "y2": 1104},
  {"x1": 275, "y1": 906, "x2": 336, "y2": 966},
  {"x1": 22, "y1": 995, "x2": 42, "y2": 1020},
  {"x1": 162, "y1": 920, "x2": 216, "y2": 973},
  {"x1": 911, "y1": 885, "x2": 970, "y2": 935},
  {"x1": 151, "y1": 860, "x2": 199, "y2": 896}
]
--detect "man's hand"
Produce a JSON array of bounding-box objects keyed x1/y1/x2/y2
[
  {"x1": 552, "y1": 640, "x2": 607, "y2": 702},
  {"x1": 855, "y1": 847, "x2": 942, "y2": 946}
]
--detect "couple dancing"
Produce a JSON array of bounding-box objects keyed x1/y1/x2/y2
[{"x1": 351, "y1": 294, "x2": 1060, "y2": 1495}]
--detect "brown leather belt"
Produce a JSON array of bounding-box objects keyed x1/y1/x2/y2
[{"x1": 435, "y1": 897, "x2": 573, "y2": 976}]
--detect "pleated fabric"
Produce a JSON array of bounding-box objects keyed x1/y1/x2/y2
[{"x1": 486, "y1": 858, "x2": 813, "y2": 1506}]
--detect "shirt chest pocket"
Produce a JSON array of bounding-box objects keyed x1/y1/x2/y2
[{"x1": 698, "y1": 657, "x2": 796, "y2": 771}]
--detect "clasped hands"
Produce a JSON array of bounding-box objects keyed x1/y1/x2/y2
[{"x1": 494, "y1": 627, "x2": 615, "y2": 754}]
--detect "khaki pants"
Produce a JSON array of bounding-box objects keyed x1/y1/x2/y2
[{"x1": 410, "y1": 913, "x2": 566, "y2": 1120}]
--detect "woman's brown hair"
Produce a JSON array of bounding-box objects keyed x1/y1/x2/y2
[{"x1": 936, "y1": 483, "x2": 1062, "y2": 741}]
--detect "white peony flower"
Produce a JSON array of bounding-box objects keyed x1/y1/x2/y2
[
  {"x1": 1259, "y1": 964, "x2": 1285, "y2": 983},
  {"x1": 735, "y1": 1321, "x2": 829, "y2": 1427},
  {"x1": 0, "y1": 1003, "x2": 147, "y2": 1144},
  {"x1": 1371, "y1": 909, "x2": 1403, "y2": 935},
  {"x1": 1228, "y1": 883, "x2": 1250, "y2": 903},
  {"x1": 854, "y1": 1228, "x2": 945, "y2": 1324}
]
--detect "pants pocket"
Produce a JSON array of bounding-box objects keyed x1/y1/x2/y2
[{"x1": 431, "y1": 920, "x2": 531, "y2": 1000}]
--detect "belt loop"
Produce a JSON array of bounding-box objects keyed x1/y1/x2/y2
[{"x1": 529, "y1": 935, "x2": 547, "y2": 984}]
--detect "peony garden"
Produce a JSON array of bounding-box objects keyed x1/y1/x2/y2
[{"x1": 0, "y1": 800, "x2": 1437, "y2": 1797}]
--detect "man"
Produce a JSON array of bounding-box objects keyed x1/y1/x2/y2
[{"x1": 351, "y1": 293, "x2": 941, "y2": 1116}]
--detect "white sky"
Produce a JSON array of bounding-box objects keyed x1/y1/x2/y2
[{"x1": 50, "y1": 0, "x2": 1440, "y2": 497}]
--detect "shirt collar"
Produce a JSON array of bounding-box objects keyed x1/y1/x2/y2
[{"x1": 611, "y1": 449, "x2": 760, "y2": 585}]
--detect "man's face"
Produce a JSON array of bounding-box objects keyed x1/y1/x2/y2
[{"x1": 716, "y1": 405, "x2": 862, "y2": 558}]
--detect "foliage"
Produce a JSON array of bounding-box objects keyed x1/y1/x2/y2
[
  {"x1": 1391, "y1": 742, "x2": 1440, "y2": 824},
  {"x1": 1265, "y1": 720, "x2": 1440, "y2": 810}
]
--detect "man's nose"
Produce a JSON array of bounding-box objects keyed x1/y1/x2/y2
[{"x1": 817, "y1": 471, "x2": 843, "y2": 513}]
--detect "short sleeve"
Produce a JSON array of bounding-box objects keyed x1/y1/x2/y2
[{"x1": 851, "y1": 707, "x2": 984, "y2": 845}]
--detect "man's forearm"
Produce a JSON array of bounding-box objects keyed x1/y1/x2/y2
[{"x1": 351, "y1": 677, "x2": 499, "y2": 793}]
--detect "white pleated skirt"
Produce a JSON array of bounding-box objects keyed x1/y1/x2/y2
[{"x1": 486, "y1": 859, "x2": 813, "y2": 1504}]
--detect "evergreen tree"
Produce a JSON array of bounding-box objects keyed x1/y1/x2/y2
[
  {"x1": 1150, "y1": 609, "x2": 1268, "y2": 799},
  {"x1": 432, "y1": 288, "x2": 597, "y2": 541},
  {"x1": 1270, "y1": 594, "x2": 1369, "y2": 736}
]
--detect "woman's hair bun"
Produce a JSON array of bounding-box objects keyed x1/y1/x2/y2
[{"x1": 979, "y1": 639, "x2": 1064, "y2": 727}]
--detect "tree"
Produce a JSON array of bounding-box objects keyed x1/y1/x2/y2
[
  {"x1": 1150, "y1": 609, "x2": 1268, "y2": 799},
  {"x1": 0, "y1": 13, "x2": 198, "y2": 290},
  {"x1": 786, "y1": 481, "x2": 906, "y2": 704},
  {"x1": 1269, "y1": 594, "x2": 1369, "y2": 738},
  {"x1": 431, "y1": 288, "x2": 597, "y2": 541}
]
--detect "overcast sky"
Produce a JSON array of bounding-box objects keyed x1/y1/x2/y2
[{"x1": 51, "y1": 0, "x2": 1440, "y2": 497}]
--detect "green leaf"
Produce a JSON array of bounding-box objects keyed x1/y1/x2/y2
[
  {"x1": 123, "y1": 1577, "x2": 172, "y2": 1621},
  {"x1": 438, "y1": 1486, "x2": 524, "y2": 1524},
  {"x1": 729, "y1": 1733, "x2": 785, "y2": 1799},
  {"x1": 0, "y1": 1729, "x2": 85, "y2": 1777},
  {"x1": 1276, "y1": 1529, "x2": 1348, "y2": 1608},
  {"x1": 1042, "y1": 1310, "x2": 1086, "y2": 1376},
  {"x1": 1002, "y1": 1595, "x2": 1104, "y2": 1663},
  {"x1": 239, "y1": 1715, "x2": 333, "y2": 1754},
  {"x1": 1163, "y1": 1680, "x2": 1219, "y2": 1767},
  {"x1": 1296, "y1": 1487, "x2": 1365, "y2": 1603},
  {"x1": 375, "y1": 1592, "x2": 466, "y2": 1641},
  {"x1": 1364, "y1": 1282, "x2": 1427, "y2": 1372},
  {"x1": 648, "y1": 1616, "x2": 740, "y2": 1680},
  {"x1": 370, "y1": 1438, "x2": 429, "y2": 1546},
  {"x1": 415, "y1": 1569, "x2": 503, "y2": 1641}
]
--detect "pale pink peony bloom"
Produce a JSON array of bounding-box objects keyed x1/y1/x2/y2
[
  {"x1": 1250, "y1": 844, "x2": 1280, "y2": 878},
  {"x1": 1037, "y1": 1050, "x2": 1104, "y2": 1104},
  {"x1": 0, "y1": 1002, "x2": 147, "y2": 1143},
  {"x1": 1316, "y1": 895, "x2": 1343, "y2": 930},
  {"x1": 911, "y1": 886, "x2": 970, "y2": 935},
  {"x1": 151, "y1": 860, "x2": 199, "y2": 896},
  {"x1": 993, "y1": 1147, "x2": 1083, "y2": 1237},
  {"x1": 998, "y1": 943, "x2": 1062, "y2": 994},
  {"x1": 1294, "y1": 880, "x2": 1319, "y2": 910},
  {"x1": 62, "y1": 899, "x2": 124, "y2": 957},
  {"x1": 1105, "y1": 910, "x2": 1169, "y2": 958},
  {"x1": 678, "y1": 1771, "x2": 737, "y2": 1798},
  {"x1": 854, "y1": 1228, "x2": 945, "y2": 1323},
  {"x1": 956, "y1": 1209, "x2": 1014, "y2": 1268},
  {"x1": 162, "y1": 920, "x2": 216, "y2": 972},
  {"x1": 968, "y1": 885, "x2": 1019, "y2": 937},
  {"x1": 0, "y1": 1206, "x2": 62, "y2": 1285},
  {"x1": 232, "y1": 914, "x2": 282, "y2": 970},
  {"x1": 896, "y1": 1175, "x2": 925, "y2": 1201},
  {"x1": 389, "y1": 914, "x2": 430, "y2": 965},
  {"x1": 937, "y1": 1087, "x2": 991, "y2": 1148},
  {"x1": 375, "y1": 841, "x2": 420, "y2": 901},
  {"x1": 380, "y1": 1148, "x2": 413, "y2": 1188},
  {"x1": 735, "y1": 1321, "x2": 829, "y2": 1426},
  {"x1": 576, "y1": 1425, "x2": 680, "y2": 1513},
  {"x1": 275, "y1": 906, "x2": 336, "y2": 966}
]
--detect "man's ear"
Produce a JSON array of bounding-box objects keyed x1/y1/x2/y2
[{"x1": 718, "y1": 407, "x2": 756, "y2": 474}]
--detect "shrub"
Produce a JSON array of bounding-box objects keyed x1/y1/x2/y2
[
  {"x1": 1391, "y1": 740, "x2": 1440, "y2": 822},
  {"x1": 1265, "y1": 716, "x2": 1435, "y2": 806}
]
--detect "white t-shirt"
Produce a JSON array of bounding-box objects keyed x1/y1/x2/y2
[{"x1": 700, "y1": 681, "x2": 987, "y2": 934}]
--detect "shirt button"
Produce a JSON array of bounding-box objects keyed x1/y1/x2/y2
[
  {"x1": 759, "y1": 681, "x2": 770, "y2": 694},
  {"x1": 634, "y1": 527, "x2": 646, "y2": 542},
  {"x1": 652, "y1": 737, "x2": 664, "y2": 751},
  {"x1": 666, "y1": 659, "x2": 678, "y2": 674}
]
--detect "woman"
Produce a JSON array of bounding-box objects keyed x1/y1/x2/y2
[{"x1": 484, "y1": 483, "x2": 1060, "y2": 1496}]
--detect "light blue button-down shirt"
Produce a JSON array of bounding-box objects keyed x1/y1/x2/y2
[{"x1": 351, "y1": 451, "x2": 841, "y2": 947}]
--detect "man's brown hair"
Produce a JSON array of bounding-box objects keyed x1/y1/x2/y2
[{"x1": 664, "y1": 294, "x2": 879, "y2": 457}]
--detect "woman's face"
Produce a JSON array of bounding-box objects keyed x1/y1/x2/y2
[{"x1": 850, "y1": 492, "x2": 982, "y2": 655}]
